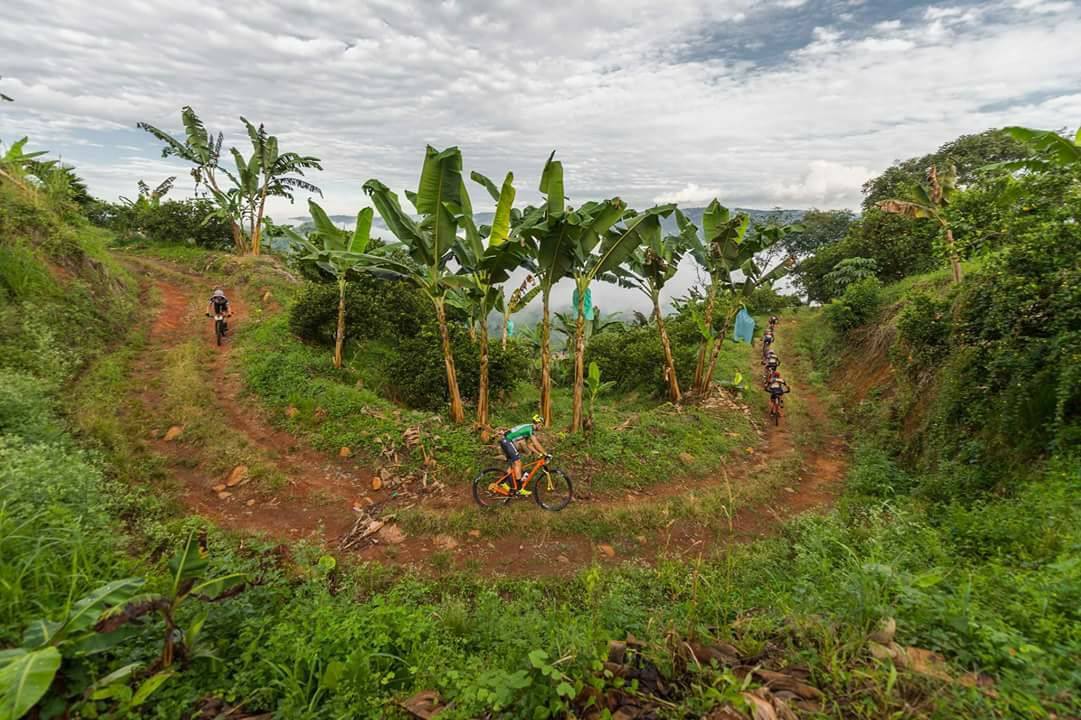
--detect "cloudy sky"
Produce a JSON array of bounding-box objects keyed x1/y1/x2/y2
[
  {"x1": 3, "y1": 0, "x2": 1080, "y2": 220},
  {"x1": 4, "y1": 0, "x2": 1078, "y2": 313}
]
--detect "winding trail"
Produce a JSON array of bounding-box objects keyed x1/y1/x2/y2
[{"x1": 124, "y1": 256, "x2": 848, "y2": 576}]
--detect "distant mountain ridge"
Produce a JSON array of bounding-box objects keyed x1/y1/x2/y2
[{"x1": 286, "y1": 206, "x2": 805, "y2": 237}]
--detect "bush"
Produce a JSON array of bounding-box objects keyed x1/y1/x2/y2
[
  {"x1": 824, "y1": 277, "x2": 882, "y2": 334},
  {"x1": 385, "y1": 323, "x2": 530, "y2": 410},
  {"x1": 895, "y1": 293, "x2": 951, "y2": 370},
  {"x1": 288, "y1": 278, "x2": 429, "y2": 345},
  {"x1": 92, "y1": 198, "x2": 233, "y2": 249}
]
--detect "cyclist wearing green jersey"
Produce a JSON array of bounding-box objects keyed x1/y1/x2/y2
[{"x1": 499, "y1": 414, "x2": 548, "y2": 495}]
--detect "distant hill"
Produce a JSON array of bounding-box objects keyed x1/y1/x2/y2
[{"x1": 284, "y1": 206, "x2": 805, "y2": 239}]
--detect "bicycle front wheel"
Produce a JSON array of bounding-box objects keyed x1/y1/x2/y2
[
  {"x1": 472, "y1": 468, "x2": 512, "y2": 508},
  {"x1": 533, "y1": 467, "x2": 573, "y2": 511}
]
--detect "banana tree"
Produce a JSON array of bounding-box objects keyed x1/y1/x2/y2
[
  {"x1": 619, "y1": 209, "x2": 697, "y2": 402},
  {"x1": 282, "y1": 200, "x2": 379, "y2": 368},
  {"x1": 138, "y1": 107, "x2": 243, "y2": 250},
  {"x1": 877, "y1": 163, "x2": 963, "y2": 283},
  {"x1": 998, "y1": 123, "x2": 1081, "y2": 175},
  {"x1": 565, "y1": 205, "x2": 675, "y2": 431},
  {"x1": 119, "y1": 177, "x2": 176, "y2": 209},
  {"x1": 687, "y1": 201, "x2": 751, "y2": 392},
  {"x1": 451, "y1": 171, "x2": 530, "y2": 427},
  {"x1": 362, "y1": 146, "x2": 473, "y2": 423},
  {"x1": 233, "y1": 118, "x2": 322, "y2": 255}
]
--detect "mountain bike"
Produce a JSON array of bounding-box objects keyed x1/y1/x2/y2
[
  {"x1": 768, "y1": 394, "x2": 784, "y2": 426},
  {"x1": 472, "y1": 454, "x2": 573, "y2": 511},
  {"x1": 206, "y1": 312, "x2": 231, "y2": 346}
]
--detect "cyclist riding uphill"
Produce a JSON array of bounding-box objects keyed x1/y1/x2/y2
[
  {"x1": 766, "y1": 371, "x2": 790, "y2": 402},
  {"x1": 206, "y1": 288, "x2": 232, "y2": 335},
  {"x1": 499, "y1": 414, "x2": 548, "y2": 495}
]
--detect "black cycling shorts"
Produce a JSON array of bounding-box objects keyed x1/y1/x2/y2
[{"x1": 499, "y1": 438, "x2": 521, "y2": 462}]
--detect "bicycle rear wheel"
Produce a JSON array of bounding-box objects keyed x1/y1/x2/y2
[
  {"x1": 533, "y1": 467, "x2": 573, "y2": 511},
  {"x1": 472, "y1": 468, "x2": 513, "y2": 508},
  {"x1": 216, "y1": 320, "x2": 224, "y2": 346}
]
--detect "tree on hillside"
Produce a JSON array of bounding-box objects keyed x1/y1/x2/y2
[
  {"x1": 687, "y1": 203, "x2": 798, "y2": 391},
  {"x1": 619, "y1": 209, "x2": 696, "y2": 403},
  {"x1": 281, "y1": 201, "x2": 385, "y2": 369},
  {"x1": 862, "y1": 128, "x2": 1028, "y2": 209},
  {"x1": 784, "y1": 209, "x2": 855, "y2": 257},
  {"x1": 451, "y1": 171, "x2": 530, "y2": 427},
  {"x1": 139, "y1": 107, "x2": 322, "y2": 255},
  {"x1": 120, "y1": 177, "x2": 176, "y2": 209},
  {"x1": 223, "y1": 119, "x2": 322, "y2": 256},
  {"x1": 878, "y1": 163, "x2": 964, "y2": 284},
  {"x1": 560, "y1": 200, "x2": 674, "y2": 433},
  {"x1": 362, "y1": 146, "x2": 472, "y2": 423}
]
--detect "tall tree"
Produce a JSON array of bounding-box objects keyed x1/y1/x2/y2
[
  {"x1": 452, "y1": 171, "x2": 529, "y2": 427},
  {"x1": 878, "y1": 163, "x2": 963, "y2": 283},
  {"x1": 688, "y1": 202, "x2": 798, "y2": 391},
  {"x1": 233, "y1": 119, "x2": 322, "y2": 255},
  {"x1": 138, "y1": 108, "x2": 243, "y2": 249},
  {"x1": 282, "y1": 201, "x2": 380, "y2": 368},
  {"x1": 620, "y1": 209, "x2": 696, "y2": 403},
  {"x1": 362, "y1": 146, "x2": 472, "y2": 423}
]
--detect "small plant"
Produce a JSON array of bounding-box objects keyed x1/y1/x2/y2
[
  {"x1": 97, "y1": 529, "x2": 245, "y2": 669},
  {"x1": 584, "y1": 361, "x2": 615, "y2": 431}
]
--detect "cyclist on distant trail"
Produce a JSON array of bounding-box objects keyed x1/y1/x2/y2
[
  {"x1": 763, "y1": 351, "x2": 781, "y2": 381},
  {"x1": 769, "y1": 315, "x2": 779, "y2": 329},
  {"x1": 762, "y1": 330, "x2": 774, "y2": 353},
  {"x1": 207, "y1": 288, "x2": 232, "y2": 335},
  {"x1": 499, "y1": 415, "x2": 548, "y2": 496},
  {"x1": 766, "y1": 371, "x2": 790, "y2": 402}
]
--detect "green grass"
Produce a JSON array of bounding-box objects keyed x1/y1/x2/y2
[{"x1": 238, "y1": 312, "x2": 760, "y2": 493}]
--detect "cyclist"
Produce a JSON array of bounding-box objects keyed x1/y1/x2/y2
[
  {"x1": 499, "y1": 414, "x2": 548, "y2": 495},
  {"x1": 762, "y1": 329, "x2": 774, "y2": 355},
  {"x1": 766, "y1": 371, "x2": 790, "y2": 408},
  {"x1": 763, "y1": 351, "x2": 781, "y2": 383},
  {"x1": 769, "y1": 315, "x2": 779, "y2": 330},
  {"x1": 206, "y1": 288, "x2": 232, "y2": 336}
]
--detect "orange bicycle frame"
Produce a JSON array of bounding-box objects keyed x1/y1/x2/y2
[{"x1": 494, "y1": 455, "x2": 548, "y2": 495}]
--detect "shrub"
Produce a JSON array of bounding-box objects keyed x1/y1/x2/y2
[
  {"x1": 895, "y1": 293, "x2": 951, "y2": 370},
  {"x1": 0, "y1": 369, "x2": 63, "y2": 444},
  {"x1": 288, "y1": 278, "x2": 429, "y2": 345},
  {"x1": 824, "y1": 277, "x2": 882, "y2": 334},
  {"x1": 385, "y1": 323, "x2": 529, "y2": 410}
]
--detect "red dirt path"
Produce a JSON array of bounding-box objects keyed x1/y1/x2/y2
[{"x1": 126, "y1": 258, "x2": 847, "y2": 577}]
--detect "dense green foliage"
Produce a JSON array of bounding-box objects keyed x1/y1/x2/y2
[
  {"x1": 823, "y1": 277, "x2": 882, "y2": 334},
  {"x1": 89, "y1": 197, "x2": 234, "y2": 249}
]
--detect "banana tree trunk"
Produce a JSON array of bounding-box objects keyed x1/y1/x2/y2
[
  {"x1": 539, "y1": 289, "x2": 553, "y2": 427},
  {"x1": 333, "y1": 277, "x2": 347, "y2": 369},
  {"x1": 945, "y1": 226, "x2": 962, "y2": 284},
  {"x1": 477, "y1": 320, "x2": 490, "y2": 428},
  {"x1": 653, "y1": 293, "x2": 681, "y2": 404},
  {"x1": 435, "y1": 299, "x2": 465, "y2": 423},
  {"x1": 693, "y1": 284, "x2": 717, "y2": 392},
  {"x1": 702, "y1": 310, "x2": 735, "y2": 390},
  {"x1": 251, "y1": 188, "x2": 269, "y2": 256},
  {"x1": 229, "y1": 221, "x2": 246, "y2": 254},
  {"x1": 571, "y1": 287, "x2": 587, "y2": 433}
]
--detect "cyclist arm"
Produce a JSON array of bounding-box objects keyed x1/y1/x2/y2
[{"x1": 527, "y1": 435, "x2": 546, "y2": 456}]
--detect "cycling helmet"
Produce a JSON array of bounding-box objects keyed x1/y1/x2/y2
[
  {"x1": 212, "y1": 288, "x2": 225, "y2": 298},
  {"x1": 531, "y1": 414, "x2": 543, "y2": 425}
]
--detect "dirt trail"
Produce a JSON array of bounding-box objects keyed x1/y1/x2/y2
[{"x1": 126, "y1": 257, "x2": 847, "y2": 576}]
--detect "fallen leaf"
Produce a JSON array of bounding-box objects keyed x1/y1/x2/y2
[
  {"x1": 597, "y1": 544, "x2": 616, "y2": 558},
  {"x1": 163, "y1": 425, "x2": 183, "y2": 441},
  {"x1": 378, "y1": 524, "x2": 406, "y2": 545},
  {"x1": 371, "y1": 476, "x2": 383, "y2": 491}
]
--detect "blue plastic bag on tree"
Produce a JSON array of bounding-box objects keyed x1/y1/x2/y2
[
  {"x1": 733, "y1": 307, "x2": 755, "y2": 344},
  {"x1": 572, "y1": 287, "x2": 594, "y2": 320},
  {"x1": 506, "y1": 319, "x2": 515, "y2": 337}
]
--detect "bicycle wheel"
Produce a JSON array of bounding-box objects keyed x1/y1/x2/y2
[
  {"x1": 472, "y1": 468, "x2": 513, "y2": 508},
  {"x1": 533, "y1": 467, "x2": 573, "y2": 511},
  {"x1": 770, "y1": 401, "x2": 780, "y2": 426},
  {"x1": 216, "y1": 320, "x2": 224, "y2": 346}
]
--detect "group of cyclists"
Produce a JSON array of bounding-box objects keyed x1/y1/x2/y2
[{"x1": 761, "y1": 315, "x2": 791, "y2": 423}]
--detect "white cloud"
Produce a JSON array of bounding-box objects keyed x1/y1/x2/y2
[
  {"x1": 768, "y1": 161, "x2": 874, "y2": 208},
  {"x1": 654, "y1": 183, "x2": 722, "y2": 204},
  {"x1": 873, "y1": 19, "x2": 903, "y2": 32},
  {"x1": 0, "y1": 0, "x2": 1080, "y2": 223}
]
